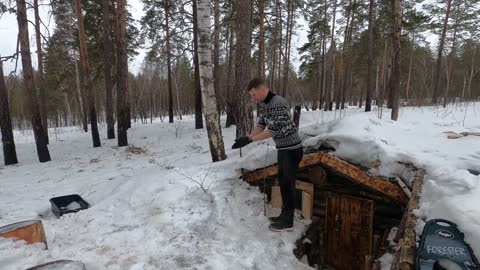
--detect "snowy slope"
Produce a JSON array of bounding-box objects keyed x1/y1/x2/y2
[
  {"x1": 0, "y1": 117, "x2": 311, "y2": 270},
  {"x1": 1, "y1": 103, "x2": 479, "y2": 269}
]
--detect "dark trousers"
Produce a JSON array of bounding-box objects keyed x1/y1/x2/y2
[{"x1": 277, "y1": 147, "x2": 303, "y2": 223}]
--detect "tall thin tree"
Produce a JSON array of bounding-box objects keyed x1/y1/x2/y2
[
  {"x1": 195, "y1": 0, "x2": 226, "y2": 162},
  {"x1": 193, "y1": 0, "x2": 203, "y2": 129},
  {"x1": 390, "y1": 0, "x2": 402, "y2": 120},
  {"x1": 165, "y1": 0, "x2": 174, "y2": 123},
  {"x1": 365, "y1": 0, "x2": 374, "y2": 111},
  {"x1": 432, "y1": 0, "x2": 453, "y2": 104},
  {"x1": 0, "y1": 59, "x2": 18, "y2": 165},
  {"x1": 258, "y1": 0, "x2": 265, "y2": 79},
  {"x1": 213, "y1": 0, "x2": 221, "y2": 112},
  {"x1": 233, "y1": 0, "x2": 253, "y2": 136},
  {"x1": 75, "y1": 0, "x2": 101, "y2": 147},
  {"x1": 33, "y1": 0, "x2": 48, "y2": 144},
  {"x1": 102, "y1": 0, "x2": 115, "y2": 139},
  {"x1": 116, "y1": 0, "x2": 128, "y2": 146},
  {"x1": 16, "y1": 0, "x2": 51, "y2": 162}
]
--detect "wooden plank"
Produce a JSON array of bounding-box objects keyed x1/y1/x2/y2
[
  {"x1": 326, "y1": 194, "x2": 373, "y2": 270},
  {"x1": 271, "y1": 186, "x2": 282, "y2": 209},
  {"x1": 302, "y1": 191, "x2": 313, "y2": 219},
  {"x1": 271, "y1": 181, "x2": 314, "y2": 220},
  {"x1": 243, "y1": 152, "x2": 409, "y2": 205}
]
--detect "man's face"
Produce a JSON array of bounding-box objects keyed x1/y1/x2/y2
[{"x1": 248, "y1": 84, "x2": 269, "y2": 103}]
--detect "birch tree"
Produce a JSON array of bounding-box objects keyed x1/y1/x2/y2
[{"x1": 195, "y1": 0, "x2": 226, "y2": 162}]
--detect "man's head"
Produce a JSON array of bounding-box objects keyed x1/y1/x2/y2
[{"x1": 247, "y1": 78, "x2": 269, "y2": 103}]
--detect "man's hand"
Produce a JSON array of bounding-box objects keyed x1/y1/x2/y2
[{"x1": 232, "y1": 136, "x2": 252, "y2": 149}]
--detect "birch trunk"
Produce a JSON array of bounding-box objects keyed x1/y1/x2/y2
[{"x1": 196, "y1": 0, "x2": 226, "y2": 162}]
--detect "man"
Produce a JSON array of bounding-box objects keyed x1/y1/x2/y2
[{"x1": 232, "y1": 78, "x2": 303, "y2": 232}]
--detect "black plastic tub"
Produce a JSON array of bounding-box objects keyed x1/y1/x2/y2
[{"x1": 49, "y1": 194, "x2": 90, "y2": 218}]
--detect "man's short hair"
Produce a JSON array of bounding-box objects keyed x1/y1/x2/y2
[{"x1": 247, "y1": 78, "x2": 265, "y2": 91}]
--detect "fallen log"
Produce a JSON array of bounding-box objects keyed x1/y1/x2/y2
[{"x1": 391, "y1": 169, "x2": 426, "y2": 270}]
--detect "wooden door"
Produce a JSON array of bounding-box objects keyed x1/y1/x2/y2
[{"x1": 326, "y1": 193, "x2": 373, "y2": 270}]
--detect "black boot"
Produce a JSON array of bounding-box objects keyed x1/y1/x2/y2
[
  {"x1": 268, "y1": 210, "x2": 285, "y2": 223},
  {"x1": 269, "y1": 220, "x2": 293, "y2": 232}
]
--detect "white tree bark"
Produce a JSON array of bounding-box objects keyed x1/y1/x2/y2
[{"x1": 195, "y1": 0, "x2": 226, "y2": 162}]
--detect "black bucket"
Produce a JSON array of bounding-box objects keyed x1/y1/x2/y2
[
  {"x1": 49, "y1": 194, "x2": 90, "y2": 218},
  {"x1": 416, "y1": 219, "x2": 480, "y2": 270}
]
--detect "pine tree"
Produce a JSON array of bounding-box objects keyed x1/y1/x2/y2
[
  {"x1": 0, "y1": 60, "x2": 18, "y2": 165},
  {"x1": 16, "y1": 0, "x2": 51, "y2": 162}
]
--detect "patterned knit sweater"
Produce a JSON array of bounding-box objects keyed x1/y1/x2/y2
[{"x1": 257, "y1": 92, "x2": 302, "y2": 150}]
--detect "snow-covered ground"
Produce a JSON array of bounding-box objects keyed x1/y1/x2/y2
[{"x1": 1, "y1": 103, "x2": 479, "y2": 269}]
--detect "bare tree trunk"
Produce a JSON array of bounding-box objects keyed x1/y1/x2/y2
[
  {"x1": 103, "y1": 0, "x2": 115, "y2": 139},
  {"x1": 196, "y1": 0, "x2": 226, "y2": 162},
  {"x1": 276, "y1": 1, "x2": 283, "y2": 93},
  {"x1": 270, "y1": 0, "x2": 279, "y2": 88},
  {"x1": 233, "y1": 0, "x2": 253, "y2": 136},
  {"x1": 258, "y1": 0, "x2": 265, "y2": 79},
  {"x1": 115, "y1": 0, "x2": 128, "y2": 146},
  {"x1": 165, "y1": 0, "x2": 174, "y2": 123},
  {"x1": 225, "y1": 14, "x2": 235, "y2": 128},
  {"x1": 340, "y1": 0, "x2": 353, "y2": 110},
  {"x1": 75, "y1": 0, "x2": 101, "y2": 148},
  {"x1": 282, "y1": 0, "x2": 293, "y2": 98},
  {"x1": 33, "y1": 0, "x2": 48, "y2": 144},
  {"x1": 213, "y1": 0, "x2": 221, "y2": 114},
  {"x1": 320, "y1": 0, "x2": 328, "y2": 110},
  {"x1": 467, "y1": 45, "x2": 477, "y2": 100},
  {"x1": 75, "y1": 60, "x2": 88, "y2": 132},
  {"x1": 390, "y1": 0, "x2": 401, "y2": 121},
  {"x1": 174, "y1": 61, "x2": 182, "y2": 120},
  {"x1": 375, "y1": 63, "x2": 379, "y2": 105},
  {"x1": 326, "y1": 0, "x2": 337, "y2": 111},
  {"x1": 16, "y1": 0, "x2": 51, "y2": 162},
  {"x1": 365, "y1": 0, "x2": 374, "y2": 112},
  {"x1": 0, "y1": 60, "x2": 18, "y2": 165},
  {"x1": 406, "y1": 32, "x2": 414, "y2": 104},
  {"x1": 193, "y1": 0, "x2": 203, "y2": 129},
  {"x1": 444, "y1": 57, "x2": 451, "y2": 107},
  {"x1": 444, "y1": 1, "x2": 461, "y2": 108},
  {"x1": 432, "y1": 0, "x2": 452, "y2": 104}
]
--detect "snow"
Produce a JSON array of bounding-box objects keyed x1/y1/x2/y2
[
  {"x1": 61, "y1": 202, "x2": 82, "y2": 212},
  {"x1": 0, "y1": 115, "x2": 311, "y2": 270},
  {"x1": 1, "y1": 103, "x2": 479, "y2": 269}
]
